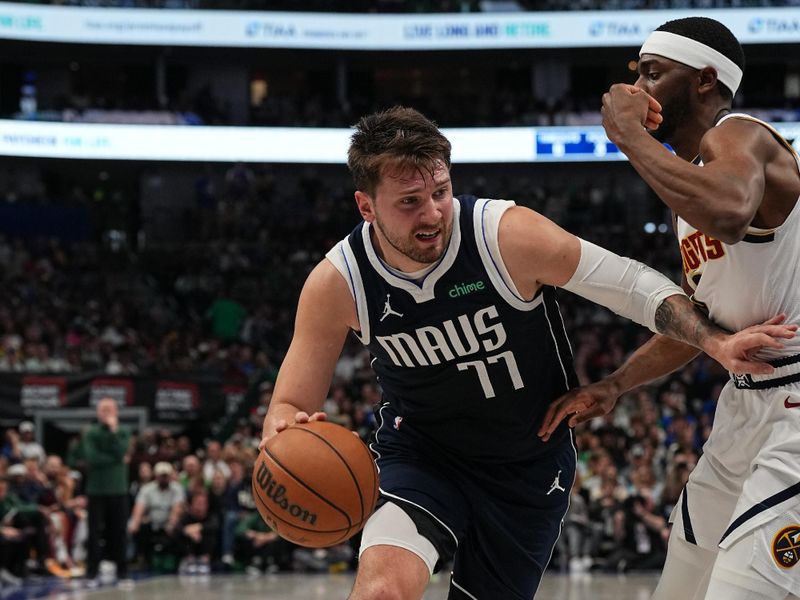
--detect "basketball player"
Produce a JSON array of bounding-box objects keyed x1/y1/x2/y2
[
  {"x1": 260, "y1": 106, "x2": 795, "y2": 600},
  {"x1": 539, "y1": 17, "x2": 800, "y2": 600}
]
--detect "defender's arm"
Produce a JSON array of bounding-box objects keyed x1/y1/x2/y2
[{"x1": 604, "y1": 86, "x2": 767, "y2": 244}]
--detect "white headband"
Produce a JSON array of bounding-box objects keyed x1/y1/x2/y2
[{"x1": 640, "y1": 30, "x2": 743, "y2": 95}]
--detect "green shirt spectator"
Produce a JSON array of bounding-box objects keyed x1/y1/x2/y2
[
  {"x1": 0, "y1": 483, "x2": 38, "y2": 521},
  {"x1": 235, "y1": 510, "x2": 272, "y2": 539},
  {"x1": 82, "y1": 421, "x2": 130, "y2": 496},
  {"x1": 207, "y1": 296, "x2": 247, "y2": 341},
  {"x1": 83, "y1": 398, "x2": 132, "y2": 582}
]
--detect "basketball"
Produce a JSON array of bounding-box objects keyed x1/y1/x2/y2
[{"x1": 252, "y1": 421, "x2": 379, "y2": 548}]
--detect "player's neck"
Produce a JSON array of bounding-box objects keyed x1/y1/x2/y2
[
  {"x1": 669, "y1": 132, "x2": 703, "y2": 162},
  {"x1": 670, "y1": 111, "x2": 718, "y2": 161},
  {"x1": 713, "y1": 107, "x2": 732, "y2": 125},
  {"x1": 380, "y1": 257, "x2": 437, "y2": 283}
]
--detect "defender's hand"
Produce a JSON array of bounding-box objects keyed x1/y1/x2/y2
[
  {"x1": 602, "y1": 83, "x2": 663, "y2": 143},
  {"x1": 258, "y1": 411, "x2": 327, "y2": 451},
  {"x1": 709, "y1": 314, "x2": 797, "y2": 375},
  {"x1": 538, "y1": 379, "x2": 622, "y2": 442}
]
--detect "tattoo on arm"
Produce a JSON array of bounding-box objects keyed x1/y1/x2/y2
[{"x1": 654, "y1": 295, "x2": 729, "y2": 348}]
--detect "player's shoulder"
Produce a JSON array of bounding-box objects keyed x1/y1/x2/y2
[
  {"x1": 496, "y1": 203, "x2": 550, "y2": 230},
  {"x1": 308, "y1": 257, "x2": 351, "y2": 297},
  {"x1": 457, "y1": 195, "x2": 515, "y2": 213},
  {"x1": 306, "y1": 256, "x2": 359, "y2": 330},
  {"x1": 701, "y1": 113, "x2": 777, "y2": 155}
]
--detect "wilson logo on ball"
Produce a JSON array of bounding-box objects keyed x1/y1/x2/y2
[
  {"x1": 771, "y1": 525, "x2": 800, "y2": 569},
  {"x1": 252, "y1": 422, "x2": 379, "y2": 548},
  {"x1": 255, "y1": 461, "x2": 318, "y2": 525}
]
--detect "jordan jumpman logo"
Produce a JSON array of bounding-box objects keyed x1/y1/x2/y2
[
  {"x1": 380, "y1": 293, "x2": 404, "y2": 322},
  {"x1": 547, "y1": 470, "x2": 566, "y2": 495}
]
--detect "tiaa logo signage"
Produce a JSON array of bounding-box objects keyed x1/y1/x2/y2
[
  {"x1": 748, "y1": 17, "x2": 800, "y2": 35},
  {"x1": 588, "y1": 20, "x2": 642, "y2": 38}
]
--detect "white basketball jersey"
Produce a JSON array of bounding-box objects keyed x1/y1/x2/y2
[{"x1": 676, "y1": 113, "x2": 800, "y2": 359}]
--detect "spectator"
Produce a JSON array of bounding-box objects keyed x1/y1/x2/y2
[
  {"x1": 201, "y1": 441, "x2": 230, "y2": 484},
  {"x1": 1, "y1": 423, "x2": 45, "y2": 467},
  {"x1": 129, "y1": 461, "x2": 153, "y2": 505},
  {"x1": 218, "y1": 458, "x2": 250, "y2": 568},
  {"x1": 560, "y1": 481, "x2": 595, "y2": 574},
  {"x1": 16, "y1": 422, "x2": 45, "y2": 465},
  {"x1": 82, "y1": 397, "x2": 132, "y2": 585},
  {"x1": 207, "y1": 469, "x2": 228, "y2": 558},
  {"x1": 0, "y1": 468, "x2": 63, "y2": 578},
  {"x1": 0, "y1": 429, "x2": 20, "y2": 465},
  {"x1": 175, "y1": 490, "x2": 219, "y2": 575},
  {"x1": 9, "y1": 458, "x2": 50, "y2": 506},
  {"x1": 0, "y1": 476, "x2": 26, "y2": 585},
  {"x1": 129, "y1": 430, "x2": 162, "y2": 472},
  {"x1": 658, "y1": 460, "x2": 692, "y2": 523},
  {"x1": 179, "y1": 454, "x2": 204, "y2": 494},
  {"x1": 65, "y1": 434, "x2": 86, "y2": 472},
  {"x1": 175, "y1": 436, "x2": 193, "y2": 463},
  {"x1": 42, "y1": 455, "x2": 86, "y2": 577},
  {"x1": 234, "y1": 511, "x2": 294, "y2": 574},
  {"x1": 587, "y1": 477, "x2": 624, "y2": 567},
  {"x1": 206, "y1": 289, "x2": 247, "y2": 342},
  {"x1": 128, "y1": 461, "x2": 185, "y2": 571},
  {"x1": 606, "y1": 492, "x2": 668, "y2": 573}
]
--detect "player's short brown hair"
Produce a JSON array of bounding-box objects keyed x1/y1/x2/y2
[{"x1": 347, "y1": 107, "x2": 452, "y2": 197}]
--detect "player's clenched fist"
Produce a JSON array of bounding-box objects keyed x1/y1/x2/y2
[{"x1": 601, "y1": 83, "x2": 663, "y2": 144}]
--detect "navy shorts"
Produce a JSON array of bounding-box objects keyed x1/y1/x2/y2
[{"x1": 371, "y1": 405, "x2": 576, "y2": 600}]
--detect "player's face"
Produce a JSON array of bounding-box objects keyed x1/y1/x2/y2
[
  {"x1": 635, "y1": 55, "x2": 695, "y2": 144},
  {"x1": 359, "y1": 162, "x2": 454, "y2": 269}
]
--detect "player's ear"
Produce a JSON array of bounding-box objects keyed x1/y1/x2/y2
[
  {"x1": 355, "y1": 191, "x2": 376, "y2": 223},
  {"x1": 698, "y1": 66, "x2": 718, "y2": 96}
]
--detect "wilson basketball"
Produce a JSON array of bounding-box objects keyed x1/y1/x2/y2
[{"x1": 252, "y1": 421, "x2": 379, "y2": 548}]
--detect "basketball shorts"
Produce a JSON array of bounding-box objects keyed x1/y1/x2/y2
[
  {"x1": 365, "y1": 403, "x2": 576, "y2": 600},
  {"x1": 669, "y1": 380, "x2": 800, "y2": 595}
]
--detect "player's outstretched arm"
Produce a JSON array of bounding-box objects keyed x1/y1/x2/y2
[
  {"x1": 538, "y1": 314, "x2": 794, "y2": 441},
  {"x1": 498, "y1": 206, "x2": 796, "y2": 371},
  {"x1": 538, "y1": 332, "x2": 701, "y2": 441},
  {"x1": 259, "y1": 260, "x2": 355, "y2": 449}
]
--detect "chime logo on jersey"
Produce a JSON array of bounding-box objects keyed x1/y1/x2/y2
[
  {"x1": 771, "y1": 525, "x2": 800, "y2": 569},
  {"x1": 680, "y1": 231, "x2": 725, "y2": 274},
  {"x1": 448, "y1": 280, "x2": 485, "y2": 298},
  {"x1": 376, "y1": 304, "x2": 507, "y2": 367}
]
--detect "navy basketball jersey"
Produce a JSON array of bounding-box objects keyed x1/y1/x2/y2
[{"x1": 326, "y1": 196, "x2": 578, "y2": 463}]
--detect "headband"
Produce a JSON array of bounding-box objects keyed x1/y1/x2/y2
[{"x1": 640, "y1": 30, "x2": 742, "y2": 94}]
